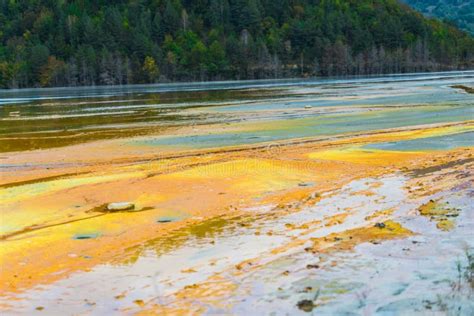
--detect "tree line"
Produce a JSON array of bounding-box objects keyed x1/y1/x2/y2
[{"x1": 1, "y1": 0, "x2": 473, "y2": 88}]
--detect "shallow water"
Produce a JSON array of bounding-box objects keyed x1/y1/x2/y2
[
  {"x1": 365, "y1": 131, "x2": 474, "y2": 151},
  {"x1": 1, "y1": 71, "x2": 473, "y2": 152},
  {"x1": 1, "y1": 72, "x2": 473, "y2": 315},
  {"x1": 132, "y1": 105, "x2": 473, "y2": 149}
]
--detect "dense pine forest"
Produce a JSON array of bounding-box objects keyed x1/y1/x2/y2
[
  {"x1": 1, "y1": 0, "x2": 473, "y2": 88},
  {"x1": 403, "y1": 0, "x2": 474, "y2": 35}
]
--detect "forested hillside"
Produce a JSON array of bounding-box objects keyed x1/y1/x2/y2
[
  {"x1": 403, "y1": 0, "x2": 474, "y2": 35},
  {"x1": 1, "y1": 0, "x2": 473, "y2": 88}
]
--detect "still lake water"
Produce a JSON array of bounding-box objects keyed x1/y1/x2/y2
[{"x1": 1, "y1": 71, "x2": 473, "y2": 152}]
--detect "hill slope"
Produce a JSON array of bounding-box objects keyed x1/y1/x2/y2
[
  {"x1": 1, "y1": 0, "x2": 473, "y2": 88},
  {"x1": 403, "y1": 0, "x2": 474, "y2": 35}
]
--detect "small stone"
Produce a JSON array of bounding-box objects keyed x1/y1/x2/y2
[
  {"x1": 374, "y1": 222, "x2": 386, "y2": 229},
  {"x1": 134, "y1": 299, "x2": 145, "y2": 307},
  {"x1": 84, "y1": 299, "x2": 96, "y2": 306},
  {"x1": 115, "y1": 294, "x2": 126, "y2": 300},
  {"x1": 297, "y1": 299, "x2": 315, "y2": 312},
  {"x1": 306, "y1": 264, "x2": 320, "y2": 269},
  {"x1": 106, "y1": 202, "x2": 135, "y2": 211},
  {"x1": 73, "y1": 233, "x2": 99, "y2": 240},
  {"x1": 298, "y1": 182, "x2": 315, "y2": 187},
  {"x1": 309, "y1": 192, "x2": 320, "y2": 199},
  {"x1": 157, "y1": 216, "x2": 179, "y2": 223}
]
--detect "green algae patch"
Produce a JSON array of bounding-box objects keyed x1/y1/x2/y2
[{"x1": 418, "y1": 200, "x2": 460, "y2": 231}]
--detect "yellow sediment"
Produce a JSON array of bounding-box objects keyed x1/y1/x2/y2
[
  {"x1": 308, "y1": 147, "x2": 425, "y2": 165},
  {"x1": 308, "y1": 220, "x2": 413, "y2": 253},
  {"x1": 418, "y1": 199, "x2": 460, "y2": 231},
  {"x1": 0, "y1": 121, "x2": 472, "y2": 301},
  {"x1": 364, "y1": 208, "x2": 394, "y2": 221}
]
